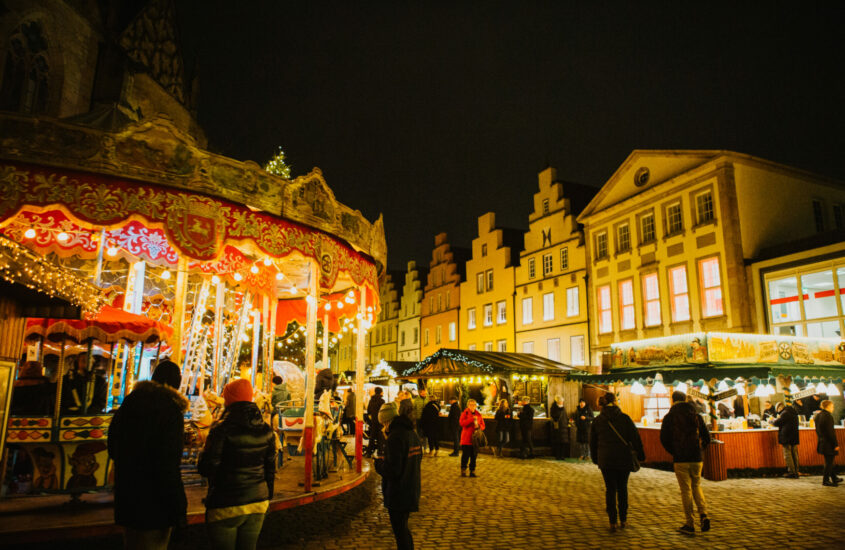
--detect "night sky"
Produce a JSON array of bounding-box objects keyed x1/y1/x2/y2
[{"x1": 177, "y1": 2, "x2": 845, "y2": 271}]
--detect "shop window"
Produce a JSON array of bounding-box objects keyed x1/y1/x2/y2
[
  {"x1": 640, "y1": 213, "x2": 655, "y2": 244},
  {"x1": 619, "y1": 279, "x2": 635, "y2": 330},
  {"x1": 669, "y1": 265, "x2": 691, "y2": 322},
  {"x1": 522, "y1": 341, "x2": 534, "y2": 354},
  {"x1": 839, "y1": 266, "x2": 845, "y2": 314},
  {"x1": 543, "y1": 253, "x2": 553, "y2": 276},
  {"x1": 642, "y1": 273, "x2": 661, "y2": 326},
  {"x1": 483, "y1": 304, "x2": 493, "y2": 327},
  {"x1": 567, "y1": 286, "x2": 579, "y2": 317},
  {"x1": 522, "y1": 297, "x2": 533, "y2": 325},
  {"x1": 666, "y1": 202, "x2": 683, "y2": 235},
  {"x1": 768, "y1": 276, "x2": 801, "y2": 324},
  {"x1": 543, "y1": 292, "x2": 555, "y2": 321},
  {"x1": 476, "y1": 273, "x2": 484, "y2": 294},
  {"x1": 497, "y1": 300, "x2": 507, "y2": 324},
  {"x1": 812, "y1": 199, "x2": 825, "y2": 233},
  {"x1": 449, "y1": 322, "x2": 456, "y2": 341},
  {"x1": 597, "y1": 285, "x2": 612, "y2": 333},
  {"x1": 560, "y1": 247, "x2": 569, "y2": 270},
  {"x1": 698, "y1": 257, "x2": 724, "y2": 317},
  {"x1": 801, "y1": 270, "x2": 837, "y2": 320},
  {"x1": 595, "y1": 232, "x2": 608, "y2": 260},
  {"x1": 570, "y1": 335, "x2": 585, "y2": 366},
  {"x1": 486, "y1": 269, "x2": 494, "y2": 291},
  {"x1": 528, "y1": 258, "x2": 536, "y2": 279},
  {"x1": 695, "y1": 191, "x2": 715, "y2": 225},
  {"x1": 497, "y1": 339, "x2": 507, "y2": 352},
  {"x1": 616, "y1": 223, "x2": 631, "y2": 253},
  {"x1": 484, "y1": 341, "x2": 494, "y2": 351},
  {"x1": 467, "y1": 308, "x2": 476, "y2": 330}
]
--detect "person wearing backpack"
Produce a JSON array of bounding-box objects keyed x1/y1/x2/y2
[
  {"x1": 590, "y1": 392, "x2": 644, "y2": 532},
  {"x1": 660, "y1": 391, "x2": 711, "y2": 536},
  {"x1": 459, "y1": 399, "x2": 485, "y2": 477}
]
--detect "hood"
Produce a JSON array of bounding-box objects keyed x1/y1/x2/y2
[
  {"x1": 131, "y1": 380, "x2": 190, "y2": 412},
  {"x1": 221, "y1": 400, "x2": 266, "y2": 428},
  {"x1": 599, "y1": 404, "x2": 623, "y2": 419},
  {"x1": 670, "y1": 401, "x2": 698, "y2": 416},
  {"x1": 389, "y1": 414, "x2": 415, "y2": 432}
]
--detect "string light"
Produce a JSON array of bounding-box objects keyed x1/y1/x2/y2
[
  {"x1": 263, "y1": 258, "x2": 272, "y2": 266},
  {"x1": 250, "y1": 265, "x2": 259, "y2": 274},
  {"x1": 276, "y1": 272, "x2": 284, "y2": 280},
  {"x1": 233, "y1": 273, "x2": 243, "y2": 282}
]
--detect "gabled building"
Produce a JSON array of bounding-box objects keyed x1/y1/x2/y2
[
  {"x1": 459, "y1": 212, "x2": 522, "y2": 353},
  {"x1": 397, "y1": 260, "x2": 426, "y2": 361},
  {"x1": 369, "y1": 271, "x2": 402, "y2": 364},
  {"x1": 420, "y1": 233, "x2": 468, "y2": 359},
  {"x1": 577, "y1": 150, "x2": 845, "y2": 365},
  {"x1": 515, "y1": 167, "x2": 594, "y2": 367}
]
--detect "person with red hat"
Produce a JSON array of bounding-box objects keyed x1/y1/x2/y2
[{"x1": 198, "y1": 378, "x2": 276, "y2": 550}]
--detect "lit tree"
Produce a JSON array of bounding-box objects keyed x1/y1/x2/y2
[{"x1": 264, "y1": 146, "x2": 292, "y2": 179}]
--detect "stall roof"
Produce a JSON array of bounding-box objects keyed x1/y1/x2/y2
[
  {"x1": 571, "y1": 363, "x2": 845, "y2": 384},
  {"x1": 401, "y1": 348, "x2": 579, "y2": 378}
]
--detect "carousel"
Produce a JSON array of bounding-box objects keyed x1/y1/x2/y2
[{"x1": 0, "y1": 113, "x2": 386, "y2": 497}]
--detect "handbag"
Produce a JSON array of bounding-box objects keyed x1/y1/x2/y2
[
  {"x1": 608, "y1": 420, "x2": 640, "y2": 472},
  {"x1": 472, "y1": 427, "x2": 488, "y2": 449}
]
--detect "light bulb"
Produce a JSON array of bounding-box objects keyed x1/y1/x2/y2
[
  {"x1": 56, "y1": 231, "x2": 69, "y2": 242},
  {"x1": 276, "y1": 272, "x2": 284, "y2": 280},
  {"x1": 107, "y1": 245, "x2": 119, "y2": 256},
  {"x1": 325, "y1": 303, "x2": 332, "y2": 311},
  {"x1": 250, "y1": 265, "x2": 259, "y2": 274},
  {"x1": 161, "y1": 270, "x2": 171, "y2": 280},
  {"x1": 263, "y1": 257, "x2": 272, "y2": 266},
  {"x1": 211, "y1": 275, "x2": 221, "y2": 284},
  {"x1": 24, "y1": 227, "x2": 36, "y2": 239},
  {"x1": 233, "y1": 272, "x2": 243, "y2": 281},
  {"x1": 289, "y1": 286, "x2": 297, "y2": 294}
]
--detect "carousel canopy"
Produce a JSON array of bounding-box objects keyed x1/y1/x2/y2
[
  {"x1": 402, "y1": 348, "x2": 577, "y2": 379},
  {"x1": 25, "y1": 305, "x2": 173, "y2": 344}
]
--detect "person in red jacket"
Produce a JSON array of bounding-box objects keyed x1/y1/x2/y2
[{"x1": 459, "y1": 399, "x2": 486, "y2": 477}]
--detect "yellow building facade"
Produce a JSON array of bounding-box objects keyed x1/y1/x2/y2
[
  {"x1": 514, "y1": 167, "x2": 591, "y2": 366},
  {"x1": 398, "y1": 261, "x2": 426, "y2": 361},
  {"x1": 420, "y1": 233, "x2": 467, "y2": 359},
  {"x1": 369, "y1": 271, "x2": 401, "y2": 364},
  {"x1": 578, "y1": 150, "x2": 845, "y2": 365}
]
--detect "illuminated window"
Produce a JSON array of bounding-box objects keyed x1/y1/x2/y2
[
  {"x1": 595, "y1": 232, "x2": 608, "y2": 259},
  {"x1": 695, "y1": 191, "x2": 715, "y2": 225},
  {"x1": 547, "y1": 338, "x2": 560, "y2": 361},
  {"x1": 642, "y1": 273, "x2": 661, "y2": 326},
  {"x1": 467, "y1": 307, "x2": 476, "y2": 330},
  {"x1": 468, "y1": 344, "x2": 476, "y2": 351},
  {"x1": 566, "y1": 286, "x2": 579, "y2": 317},
  {"x1": 543, "y1": 253, "x2": 553, "y2": 275},
  {"x1": 560, "y1": 247, "x2": 569, "y2": 270},
  {"x1": 617, "y1": 223, "x2": 631, "y2": 253},
  {"x1": 619, "y1": 279, "x2": 635, "y2": 330},
  {"x1": 522, "y1": 341, "x2": 534, "y2": 354},
  {"x1": 483, "y1": 304, "x2": 493, "y2": 327},
  {"x1": 669, "y1": 265, "x2": 691, "y2": 322},
  {"x1": 528, "y1": 258, "x2": 536, "y2": 279},
  {"x1": 522, "y1": 297, "x2": 533, "y2": 325},
  {"x1": 666, "y1": 202, "x2": 683, "y2": 235},
  {"x1": 497, "y1": 300, "x2": 507, "y2": 324},
  {"x1": 597, "y1": 285, "x2": 612, "y2": 333},
  {"x1": 476, "y1": 273, "x2": 484, "y2": 294},
  {"x1": 498, "y1": 339, "x2": 507, "y2": 352},
  {"x1": 802, "y1": 270, "x2": 837, "y2": 320},
  {"x1": 698, "y1": 257, "x2": 723, "y2": 317},
  {"x1": 644, "y1": 396, "x2": 672, "y2": 420},
  {"x1": 449, "y1": 322, "x2": 456, "y2": 341},
  {"x1": 640, "y1": 213, "x2": 655, "y2": 244},
  {"x1": 486, "y1": 269, "x2": 493, "y2": 291},
  {"x1": 570, "y1": 335, "x2": 585, "y2": 366},
  {"x1": 484, "y1": 341, "x2": 493, "y2": 351},
  {"x1": 543, "y1": 292, "x2": 555, "y2": 321}
]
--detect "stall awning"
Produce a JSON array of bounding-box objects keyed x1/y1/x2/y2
[
  {"x1": 401, "y1": 348, "x2": 580, "y2": 379},
  {"x1": 571, "y1": 363, "x2": 845, "y2": 385}
]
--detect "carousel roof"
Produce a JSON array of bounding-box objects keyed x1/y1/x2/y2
[{"x1": 402, "y1": 348, "x2": 579, "y2": 378}]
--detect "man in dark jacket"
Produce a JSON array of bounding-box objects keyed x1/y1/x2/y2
[
  {"x1": 375, "y1": 397, "x2": 422, "y2": 550},
  {"x1": 447, "y1": 398, "x2": 462, "y2": 456},
  {"x1": 660, "y1": 391, "x2": 711, "y2": 535},
  {"x1": 550, "y1": 395, "x2": 570, "y2": 460},
  {"x1": 816, "y1": 399, "x2": 841, "y2": 486},
  {"x1": 420, "y1": 395, "x2": 441, "y2": 456},
  {"x1": 364, "y1": 387, "x2": 385, "y2": 457},
  {"x1": 773, "y1": 402, "x2": 800, "y2": 477},
  {"x1": 107, "y1": 361, "x2": 189, "y2": 549},
  {"x1": 518, "y1": 397, "x2": 535, "y2": 459}
]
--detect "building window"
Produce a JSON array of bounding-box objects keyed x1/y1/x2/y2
[
  {"x1": 468, "y1": 344, "x2": 477, "y2": 351},
  {"x1": 522, "y1": 297, "x2": 533, "y2": 325},
  {"x1": 543, "y1": 253, "x2": 553, "y2": 276},
  {"x1": 560, "y1": 247, "x2": 569, "y2": 270},
  {"x1": 437, "y1": 294, "x2": 442, "y2": 312},
  {"x1": 445, "y1": 292, "x2": 450, "y2": 309},
  {"x1": 481, "y1": 244, "x2": 488, "y2": 257},
  {"x1": 435, "y1": 325, "x2": 442, "y2": 344},
  {"x1": 668, "y1": 265, "x2": 691, "y2": 322},
  {"x1": 767, "y1": 266, "x2": 845, "y2": 338},
  {"x1": 449, "y1": 322, "x2": 456, "y2": 341},
  {"x1": 522, "y1": 341, "x2": 534, "y2": 354},
  {"x1": 695, "y1": 191, "x2": 715, "y2": 225},
  {"x1": 642, "y1": 272, "x2": 661, "y2": 327},
  {"x1": 467, "y1": 308, "x2": 476, "y2": 330},
  {"x1": 428, "y1": 296, "x2": 434, "y2": 313},
  {"x1": 486, "y1": 269, "x2": 494, "y2": 291},
  {"x1": 497, "y1": 339, "x2": 507, "y2": 352},
  {"x1": 597, "y1": 285, "x2": 612, "y2": 333},
  {"x1": 616, "y1": 223, "x2": 631, "y2": 253},
  {"x1": 0, "y1": 22, "x2": 50, "y2": 115},
  {"x1": 547, "y1": 338, "x2": 560, "y2": 361},
  {"x1": 640, "y1": 213, "x2": 655, "y2": 244},
  {"x1": 813, "y1": 199, "x2": 825, "y2": 232},
  {"x1": 528, "y1": 258, "x2": 536, "y2": 279},
  {"x1": 413, "y1": 327, "x2": 418, "y2": 344},
  {"x1": 570, "y1": 335, "x2": 585, "y2": 366},
  {"x1": 698, "y1": 257, "x2": 724, "y2": 317},
  {"x1": 476, "y1": 273, "x2": 484, "y2": 294},
  {"x1": 424, "y1": 328, "x2": 429, "y2": 346},
  {"x1": 595, "y1": 232, "x2": 608, "y2": 260},
  {"x1": 542, "y1": 198, "x2": 550, "y2": 215},
  {"x1": 666, "y1": 202, "x2": 683, "y2": 235},
  {"x1": 484, "y1": 341, "x2": 493, "y2": 351},
  {"x1": 566, "y1": 286, "x2": 579, "y2": 317},
  {"x1": 619, "y1": 279, "x2": 635, "y2": 330},
  {"x1": 483, "y1": 304, "x2": 493, "y2": 327},
  {"x1": 400, "y1": 330, "x2": 406, "y2": 346},
  {"x1": 497, "y1": 300, "x2": 507, "y2": 324},
  {"x1": 543, "y1": 292, "x2": 555, "y2": 321},
  {"x1": 833, "y1": 204, "x2": 844, "y2": 230}
]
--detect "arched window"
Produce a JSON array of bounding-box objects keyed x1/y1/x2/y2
[{"x1": 0, "y1": 21, "x2": 50, "y2": 114}]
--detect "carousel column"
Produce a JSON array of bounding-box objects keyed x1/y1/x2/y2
[
  {"x1": 302, "y1": 260, "x2": 319, "y2": 491},
  {"x1": 212, "y1": 280, "x2": 225, "y2": 394},
  {"x1": 171, "y1": 257, "x2": 189, "y2": 365},
  {"x1": 264, "y1": 296, "x2": 278, "y2": 395},
  {"x1": 355, "y1": 289, "x2": 367, "y2": 474},
  {"x1": 322, "y1": 311, "x2": 329, "y2": 372},
  {"x1": 52, "y1": 337, "x2": 67, "y2": 425},
  {"x1": 251, "y1": 307, "x2": 260, "y2": 386}
]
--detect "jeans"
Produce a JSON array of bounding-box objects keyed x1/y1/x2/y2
[
  {"x1": 388, "y1": 508, "x2": 414, "y2": 550},
  {"x1": 520, "y1": 427, "x2": 534, "y2": 458},
  {"x1": 460, "y1": 444, "x2": 477, "y2": 471},
  {"x1": 600, "y1": 468, "x2": 630, "y2": 524},
  {"x1": 674, "y1": 462, "x2": 707, "y2": 526},
  {"x1": 206, "y1": 513, "x2": 266, "y2": 550},
  {"x1": 497, "y1": 430, "x2": 510, "y2": 455},
  {"x1": 451, "y1": 427, "x2": 461, "y2": 454},
  {"x1": 823, "y1": 454, "x2": 837, "y2": 483},
  {"x1": 782, "y1": 444, "x2": 799, "y2": 475},
  {"x1": 124, "y1": 527, "x2": 171, "y2": 550},
  {"x1": 425, "y1": 431, "x2": 439, "y2": 452}
]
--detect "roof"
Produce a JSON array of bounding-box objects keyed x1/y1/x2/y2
[
  {"x1": 570, "y1": 363, "x2": 845, "y2": 384},
  {"x1": 400, "y1": 348, "x2": 580, "y2": 378}
]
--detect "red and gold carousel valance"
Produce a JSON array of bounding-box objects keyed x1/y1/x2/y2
[{"x1": 25, "y1": 305, "x2": 173, "y2": 344}]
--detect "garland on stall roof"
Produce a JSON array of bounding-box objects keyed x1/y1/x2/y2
[{"x1": 406, "y1": 349, "x2": 496, "y2": 375}]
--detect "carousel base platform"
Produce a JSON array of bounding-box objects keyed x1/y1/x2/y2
[{"x1": 0, "y1": 456, "x2": 370, "y2": 545}]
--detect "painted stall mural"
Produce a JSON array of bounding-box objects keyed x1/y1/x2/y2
[{"x1": 610, "y1": 333, "x2": 708, "y2": 368}]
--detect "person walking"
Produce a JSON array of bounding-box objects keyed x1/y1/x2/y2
[
  {"x1": 343, "y1": 388, "x2": 356, "y2": 435},
  {"x1": 412, "y1": 389, "x2": 428, "y2": 448},
  {"x1": 518, "y1": 397, "x2": 535, "y2": 459},
  {"x1": 459, "y1": 399, "x2": 485, "y2": 477},
  {"x1": 447, "y1": 397, "x2": 462, "y2": 456},
  {"x1": 575, "y1": 399, "x2": 594, "y2": 460},
  {"x1": 375, "y1": 397, "x2": 422, "y2": 550},
  {"x1": 420, "y1": 394, "x2": 441, "y2": 456},
  {"x1": 550, "y1": 395, "x2": 570, "y2": 460},
  {"x1": 107, "y1": 361, "x2": 188, "y2": 550},
  {"x1": 816, "y1": 399, "x2": 841, "y2": 487},
  {"x1": 198, "y1": 379, "x2": 276, "y2": 550},
  {"x1": 493, "y1": 399, "x2": 512, "y2": 457},
  {"x1": 773, "y1": 401, "x2": 800, "y2": 478},
  {"x1": 660, "y1": 391, "x2": 711, "y2": 535},
  {"x1": 364, "y1": 387, "x2": 385, "y2": 457},
  {"x1": 590, "y1": 393, "x2": 644, "y2": 532}
]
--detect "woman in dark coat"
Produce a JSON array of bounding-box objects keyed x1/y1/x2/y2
[
  {"x1": 575, "y1": 399, "x2": 594, "y2": 460},
  {"x1": 590, "y1": 393, "x2": 645, "y2": 531},
  {"x1": 815, "y1": 400, "x2": 840, "y2": 487},
  {"x1": 198, "y1": 379, "x2": 276, "y2": 550},
  {"x1": 494, "y1": 399, "x2": 512, "y2": 457},
  {"x1": 420, "y1": 395, "x2": 441, "y2": 456},
  {"x1": 550, "y1": 395, "x2": 570, "y2": 460}
]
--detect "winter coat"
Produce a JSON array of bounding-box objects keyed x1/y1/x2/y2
[
  {"x1": 815, "y1": 409, "x2": 838, "y2": 456},
  {"x1": 575, "y1": 405, "x2": 593, "y2": 444},
  {"x1": 367, "y1": 394, "x2": 385, "y2": 424},
  {"x1": 107, "y1": 380, "x2": 189, "y2": 529},
  {"x1": 10, "y1": 378, "x2": 54, "y2": 416},
  {"x1": 375, "y1": 415, "x2": 422, "y2": 512},
  {"x1": 343, "y1": 391, "x2": 356, "y2": 419},
  {"x1": 447, "y1": 402, "x2": 462, "y2": 429},
  {"x1": 733, "y1": 396, "x2": 746, "y2": 418},
  {"x1": 198, "y1": 401, "x2": 276, "y2": 510},
  {"x1": 494, "y1": 408, "x2": 512, "y2": 433},
  {"x1": 420, "y1": 400, "x2": 441, "y2": 435},
  {"x1": 412, "y1": 395, "x2": 427, "y2": 423},
  {"x1": 589, "y1": 405, "x2": 644, "y2": 471},
  {"x1": 773, "y1": 404, "x2": 800, "y2": 446},
  {"x1": 518, "y1": 403, "x2": 534, "y2": 432},
  {"x1": 459, "y1": 408, "x2": 485, "y2": 446},
  {"x1": 761, "y1": 406, "x2": 777, "y2": 421},
  {"x1": 550, "y1": 402, "x2": 570, "y2": 441},
  {"x1": 659, "y1": 401, "x2": 711, "y2": 463},
  {"x1": 271, "y1": 383, "x2": 290, "y2": 409}
]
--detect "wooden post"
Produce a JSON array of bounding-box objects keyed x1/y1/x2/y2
[
  {"x1": 355, "y1": 288, "x2": 367, "y2": 473},
  {"x1": 302, "y1": 260, "x2": 319, "y2": 491},
  {"x1": 171, "y1": 257, "x2": 189, "y2": 365}
]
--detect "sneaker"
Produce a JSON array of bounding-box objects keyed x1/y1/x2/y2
[
  {"x1": 469, "y1": 471, "x2": 477, "y2": 478},
  {"x1": 700, "y1": 515, "x2": 710, "y2": 532},
  {"x1": 678, "y1": 524, "x2": 695, "y2": 536}
]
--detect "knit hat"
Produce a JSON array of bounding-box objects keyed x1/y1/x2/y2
[
  {"x1": 223, "y1": 378, "x2": 253, "y2": 406},
  {"x1": 152, "y1": 361, "x2": 182, "y2": 389}
]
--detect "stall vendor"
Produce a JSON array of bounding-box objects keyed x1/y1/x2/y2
[{"x1": 762, "y1": 401, "x2": 777, "y2": 421}]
